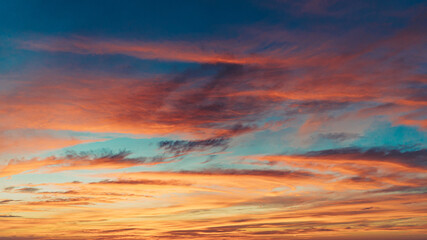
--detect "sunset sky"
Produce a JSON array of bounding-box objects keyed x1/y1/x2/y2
[{"x1": 0, "y1": 0, "x2": 426, "y2": 239}]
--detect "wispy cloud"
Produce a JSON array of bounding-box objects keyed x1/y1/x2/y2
[
  {"x1": 0, "y1": 150, "x2": 170, "y2": 178},
  {"x1": 158, "y1": 137, "x2": 229, "y2": 155}
]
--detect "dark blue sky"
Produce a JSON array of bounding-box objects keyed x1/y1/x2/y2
[{"x1": 1, "y1": 0, "x2": 424, "y2": 38}]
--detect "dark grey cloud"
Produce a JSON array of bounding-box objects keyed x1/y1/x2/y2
[
  {"x1": 64, "y1": 149, "x2": 169, "y2": 165},
  {"x1": 369, "y1": 186, "x2": 427, "y2": 194},
  {"x1": 286, "y1": 100, "x2": 351, "y2": 116},
  {"x1": 299, "y1": 147, "x2": 427, "y2": 168},
  {"x1": 92, "y1": 179, "x2": 191, "y2": 186},
  {"x1": 17, "y1": 187, "x2": 39, "y2": 193},
  {"x1": 158, "y1": 137, "x2": 229, "y2": 155},
  {"x1": 178, "y1": 168, "x2": 316, "y2": 178},
  {"x1": 317, "y1": 132, "x2": 360, "y2": 142},
  {"x1": 0, "y1": 215, "x2": 20, "y2": 218}
]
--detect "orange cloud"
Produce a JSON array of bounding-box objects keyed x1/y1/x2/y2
[
  {"x1": 0, "y1": 150, "x2": 172, "y2": 178},
  {"x1": 1, "y1": 168, "x2": 426, "y2": 239}
]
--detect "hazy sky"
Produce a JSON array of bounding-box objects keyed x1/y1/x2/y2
[{"x1": 0, "y1": 0, "x2": 426, "y2": 239}]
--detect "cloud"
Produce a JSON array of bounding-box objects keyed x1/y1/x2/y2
[
  {"x1": 158, "y1": 137, "x2": 229, "y2": 155},
  {"x1": 0, "y1": 150, "x2": 171, "y2": 178},
  {"x1": 17, "y1": 187, "x2": 39, "y2": 193},
  {"x1": 1, "y1": 18, "x2": 425, "y2": 144},
  {"x1": 258, "y1": 146, "x2": 427, "y2": 176},
  {"x1": 316, "y1": 132, "x2": 360, "y2": 142},
  {"x1": 92, "y1": 179, "x2": 191, "y2": 186},
  {"x1": 300, "y1": 147, "x2": 427, "y2": 168},
  {"x1": 0, "y1": 63, "x2": 278, "y2": 138},
  {"x1": 26, "y1": 197, "x2": 93, "y2": 206},
  {"x1": 178, "y1": 168, "x2": 316, "y2": 178},
  {"x1": 250, "y1": 146, "x2": 427, "y2": 192},
  {"x1": 16, "y1": 37, "x2": 255, "y2": 64},
  {"x1": 369, "y1": 186, "x2": 427, "y2": 194},
  {"x1": 3, "y1": 187, "x2": 14, "y2": 191},
  {"x1": 2, "y1": 166, "x2": 426, "y2": 239},
  {"x1": 0, "y1": 129, "x2": 97, "y2": 156}
]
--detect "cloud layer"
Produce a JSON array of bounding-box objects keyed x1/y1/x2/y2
[{"x1": 0, "y1": 0, "x2": 426, "y2": 239}]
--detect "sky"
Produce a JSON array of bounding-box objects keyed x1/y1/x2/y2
[{"x1": 0, "y1": 0, "x2": 426, "y2": 239}]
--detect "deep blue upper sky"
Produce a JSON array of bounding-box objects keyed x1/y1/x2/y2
[{"x1": 1, "y1": 0, "x2": 424, "y2": 39}]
